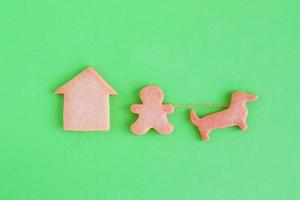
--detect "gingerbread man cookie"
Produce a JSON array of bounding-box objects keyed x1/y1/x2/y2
[{"x1": 130, "y1": 85, "x2": 175, "y2": 135}]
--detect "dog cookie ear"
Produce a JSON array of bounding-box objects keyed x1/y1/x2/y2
[
  {"x1": 130, "y1": 85, "x2": 175, "y2": 135},
  {"x1": 55, "y1": 66, "x2": 117, "y2": 131},
  {"x1": 189, "y1": 91, "x2": 257, "y2": 141}
]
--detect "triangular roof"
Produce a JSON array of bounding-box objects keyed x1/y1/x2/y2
[{"x1": 55, "y1": 66, "x2": 117, "y2": 95}]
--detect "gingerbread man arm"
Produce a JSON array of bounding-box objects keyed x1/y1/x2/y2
[
  {"x1": 162, "y1": 104, "x2": 174, "y2": 114},
  {"x1": 130, "y1": 104, "x2": 143, "y2": 114}
]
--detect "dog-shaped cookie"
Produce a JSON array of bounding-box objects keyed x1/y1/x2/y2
[{"x1": 190, "y1": 91, "x2": 257, "y2": 141}]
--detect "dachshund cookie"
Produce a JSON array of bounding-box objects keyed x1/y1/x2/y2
[
  {"x1": 190, "y1": 91, "x2": 257, "y2": 141},
  {"x1": 130, "y1": 85, "x2": 175, "y2": 135}
]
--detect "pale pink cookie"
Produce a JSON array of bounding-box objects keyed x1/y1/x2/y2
[
  {"x1": 55, "y1": 67, "x2": 117, "y2": 131},
  {"x1": 130, "y1": 85, "x2": 174, "y2": 135},
  {"x1": 190, "y1": 91, "x2": 257, "y2": 141}
]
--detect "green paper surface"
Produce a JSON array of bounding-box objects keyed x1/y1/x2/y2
[{"x1": 0, "y1": 0, "x2": 299, "y2": 199}]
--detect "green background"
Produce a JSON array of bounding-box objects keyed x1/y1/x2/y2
[{"x1": 0, "y1": 0, "x2": 299, "y2": 199}]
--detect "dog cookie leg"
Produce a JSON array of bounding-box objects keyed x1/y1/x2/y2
[
  {"x1": 200, "y1": 130, "x2": 209, "y2": 141},
  {"x1": 238, "y1": 121, "x2": 248, "y2": 131}
]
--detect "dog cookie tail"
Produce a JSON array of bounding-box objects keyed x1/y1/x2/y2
[{"x1": 190, "y1": 109, "x2": 201, "y2": 125}]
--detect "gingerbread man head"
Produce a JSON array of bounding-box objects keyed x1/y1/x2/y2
[{"x1": 140, "y1": 85, "x2": 164, "y2": 104}]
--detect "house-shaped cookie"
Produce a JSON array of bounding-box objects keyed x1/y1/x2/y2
[{"x1": 55, "y1": 67, "x2": 117, "y2": 131}]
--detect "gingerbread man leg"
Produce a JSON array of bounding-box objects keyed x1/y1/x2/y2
[
  {"x1": 153, "y1": 120, "x2": 174, "y2": 135},
  {"x1": 131, "y1": 120, "x2": 151, "y2": 135}
]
